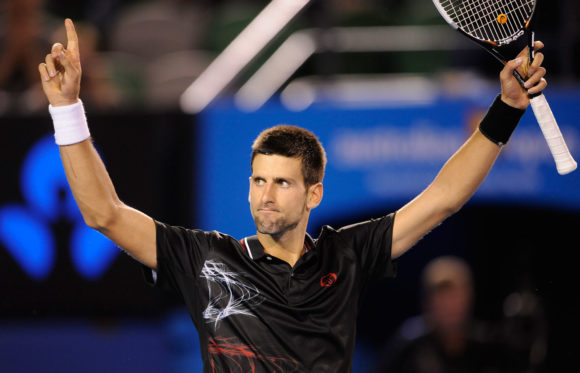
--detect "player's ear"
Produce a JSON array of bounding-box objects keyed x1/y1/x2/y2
[{"x1": 306, "y1": 182, "x2": 323, "y2": 210}]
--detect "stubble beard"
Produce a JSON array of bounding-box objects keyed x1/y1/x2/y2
[
  {"x1": 253, "y1": 204, "x2": 306, "y2": 239},
  {"x1": 255, "y1": 216, "x2": 299, "y2": 239}
]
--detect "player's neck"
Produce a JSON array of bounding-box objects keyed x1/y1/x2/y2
[{"x1": 257, "y1": 222, "x2": 308, "y2": 267}]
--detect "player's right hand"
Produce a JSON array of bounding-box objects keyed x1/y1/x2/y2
[{"x1": 38, "y1": 19, "x2": 82, "y2": 107}]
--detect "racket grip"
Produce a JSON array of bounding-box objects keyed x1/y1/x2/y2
[{"x1": 530, "y1": 94, "x2": 577, "y2": 175}]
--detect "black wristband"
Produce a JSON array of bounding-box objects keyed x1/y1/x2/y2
[{"x1": 478, "y1": 95, "x2": 526, "y2": 146}]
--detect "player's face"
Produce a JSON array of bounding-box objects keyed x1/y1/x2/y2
[{"x1": 249, "y1": 154, "x2": 321, "y2": 237}]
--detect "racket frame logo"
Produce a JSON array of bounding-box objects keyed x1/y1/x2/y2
[{"x1": 498, "y1": 29, "x2": 525, "y2": 46}]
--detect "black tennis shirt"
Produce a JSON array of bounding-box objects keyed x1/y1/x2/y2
[{"x1": 145, "y1": 213, "x2": 396, "y2": 372}]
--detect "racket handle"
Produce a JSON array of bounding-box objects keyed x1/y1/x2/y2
[{"x1": 529, "y1": 94, "x2": 577, "y2": 175}]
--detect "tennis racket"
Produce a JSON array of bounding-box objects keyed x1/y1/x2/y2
[{"x1": 432, "y1": 0, "x2": 577, "y2": 175}]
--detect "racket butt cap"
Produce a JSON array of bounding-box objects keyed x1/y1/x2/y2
[{"x1": 557, "y1": 160, "x2": 577, "y2": 175}]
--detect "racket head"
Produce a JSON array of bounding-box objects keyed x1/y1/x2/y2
[{"x1": 432, "y1": 0, "x2": 537, "y2": 62}]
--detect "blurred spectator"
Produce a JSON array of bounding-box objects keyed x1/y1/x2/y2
[
  {"x1": 0, "y1": 0, "x2": 48, "y2": 112},
  {"x1": 0, "y1": 0, "x2": 44, "y2": 91},
  {"x1": 374, "y1": 256, "x2": 517, "y2": 373}
]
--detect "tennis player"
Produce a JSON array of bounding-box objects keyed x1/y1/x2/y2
[{"x1": 39, "y1": 19, "x2": 547, "y2": 372}]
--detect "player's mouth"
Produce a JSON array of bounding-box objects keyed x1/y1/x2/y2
[{"x1": 258, "y1": 207, "x2": 280, "y2": 214}]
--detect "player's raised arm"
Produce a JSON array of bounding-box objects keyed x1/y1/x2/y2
[
  {"x1": 391, "y1": 42, "x2": 547, "y2": 259},
  {"x1": 38, "y1": 19, "x2": 157, "y2": 269}
]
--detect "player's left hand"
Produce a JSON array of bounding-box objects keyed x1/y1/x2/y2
[
  {"x1": 38, "y1": 18, "x2": 82, "y2": 107},
  {"x1": 500, "y1": 40, "x2": 547, "y2": 110}
]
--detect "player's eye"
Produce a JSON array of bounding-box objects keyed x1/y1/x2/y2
[{"x1": 253, "y1": 177, "x2": 265, "y2": 186}]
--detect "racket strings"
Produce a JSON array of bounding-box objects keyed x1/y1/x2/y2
[
  {"x1": 463, "y1": 0, "x2": 532, "y2": 38},
  {"x1": 456, "y1": 0, "x2": 531, "y2": 40},
  {"x1": 458, "y1": 0, "x2": 524, "y2": 37},
  {"x1": 440, "y1": 0, "x2": 534, "y2": 43},
  {"x1": 464, "y1": 1, "x2": 522, "y2": 36}
]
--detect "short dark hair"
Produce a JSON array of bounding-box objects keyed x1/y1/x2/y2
[{"x1": 251, "y1": 125, "x2": 327, "y2": 186}]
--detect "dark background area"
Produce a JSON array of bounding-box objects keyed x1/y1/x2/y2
[{"x1": 0, "y1": 113, "x2": 192, "y2": 319}]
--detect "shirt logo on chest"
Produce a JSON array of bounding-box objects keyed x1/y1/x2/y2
[{"x1": 320, "y1": 273, "x2": 338, "y2": 287}]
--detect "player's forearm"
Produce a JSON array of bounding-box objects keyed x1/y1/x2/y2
[
  {"x1": 47, "y1": 98, "x2": 123, "y2": 230},
  {"x1": 429, "y1": 95, "x2": 526, "y2": 214},
  {"x1": 59, "y1": 139, "x2": 123, "y2": 230},
  {"x1": 428, "y1": 129, "x2": 501, "y2": 214}
]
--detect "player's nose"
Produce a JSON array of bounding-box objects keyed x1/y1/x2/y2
[{"x1": 261, "y1": 183, "x2": 275, "y2": 203}]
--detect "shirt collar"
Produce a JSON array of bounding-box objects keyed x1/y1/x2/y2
[{"x1": 241, "y1": 235, "x2": 314, "y2": 260}]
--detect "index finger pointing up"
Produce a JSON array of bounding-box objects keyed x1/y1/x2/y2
[{"x1": 64, "y1": 18, "x2": 79, "y2": 55}]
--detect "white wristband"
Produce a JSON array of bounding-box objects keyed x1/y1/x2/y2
[{"x1": 49, "y1": 100, "x2": 91, "y2": 146}]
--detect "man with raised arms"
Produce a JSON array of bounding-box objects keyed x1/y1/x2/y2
[{"x1": 38, "y1": 19, "x2": 547, "y2": 372}]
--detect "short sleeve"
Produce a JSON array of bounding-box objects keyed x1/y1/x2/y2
[
  {"x1": 143, "y1": 220, "x2": 212, "y2": 294},
  {"x1": 335, "y1": 212, "x2": 397, "y2": 284}
]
